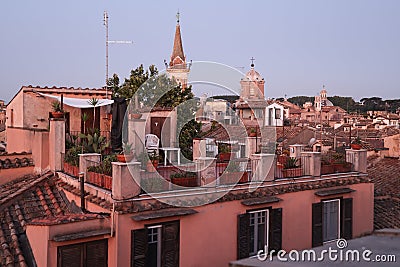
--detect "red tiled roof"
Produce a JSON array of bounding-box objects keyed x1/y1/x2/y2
[
  {"x1": 374, "y1": 197, "x2": 400, "y2": 229},
  {"x1": 368, "y1": 157, "x2": 400, "y2": 197},
  {"x1": 0, "y1": 173, "x2": 103, "y2": 266},
  {"x1": 368, "y1": 157, "x2": 400, "y2": 229}
]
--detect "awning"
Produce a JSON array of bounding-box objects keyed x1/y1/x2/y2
[
  {"x1": 39, "y1": 93, "x2": 114, "y2": 108},
  {"x1": 53, "y1": 228, "x2": 111, "y2": 242},
  {"x1": 241, "y1": 196, "x2": 282, "y2": 206},
  {"x1": 131, "y1": 208, "x2": 198, "y2": 221},
  {"x1": 315, "y1": 187, "x2": 355, "y2": 197}
]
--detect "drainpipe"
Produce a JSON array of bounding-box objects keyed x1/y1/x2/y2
[
  {"x1": 111, "y1": 202, "x2": 115, "y2": 237},
  {"x1": 79, "y1": 172, "x2": 86, "y2": 212}
]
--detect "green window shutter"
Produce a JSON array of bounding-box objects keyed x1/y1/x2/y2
[
  {"x1": 58, "y1": 244, "x2": 83, "y2": 267},
  {"x1": 85, "y1": 240, "x2": 108, "y2": 267},
  {"x1": 162, "y1": 221, "x2": 180, "y2": 267},
  {"x1": 131, "y1": 229, "x2": 148, "y2": 267},
  {"x1": 237, "y1": 213, "x2": 250, "y2": 259},
  {"x1": 269, "y1": 208, "x2": 282, "y2": 252},
  {"x1": 312, "y1": 202, "x2": 323, "y2": 247},
  {"x1": 341, "y1": 198, "x2": 353, "y2": 240}
]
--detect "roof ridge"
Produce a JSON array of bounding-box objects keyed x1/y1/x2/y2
[{"x1": 0, "y1": 171, "x2": 53, "y2": 210}]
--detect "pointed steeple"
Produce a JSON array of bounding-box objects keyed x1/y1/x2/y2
[{"x1": 170, "y1": 11, "x2": 186, "y2": 67}]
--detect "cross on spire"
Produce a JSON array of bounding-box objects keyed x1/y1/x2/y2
[
  {"x1": 250, "y1": 57, "x2": 255, "y2": 68},
  {"x1": 176, "y1": 10, "x2": 180, "y2": 24}
]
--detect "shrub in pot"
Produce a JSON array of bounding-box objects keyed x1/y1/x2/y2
[{"x1": 282, "y1": 157, "x2": 302, "y2": 178}]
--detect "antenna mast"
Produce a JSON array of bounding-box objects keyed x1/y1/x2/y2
[{"x1": 103, "y1": 11, "x2": 133, "y2": 98}]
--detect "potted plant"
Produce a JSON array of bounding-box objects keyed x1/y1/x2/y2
[
  {"x1": 219, "y1": 161, "x2": 248, "y2": 184},
  {"x1": 351, "y1": 137, "x2": 362, "y2": 150},
  {"x1": 146, "y1": 151, "x2": 160, "y2": 172},
  {"x1": 321, "y1": 155, "x2": 335, "y2": 175},
  {"x1": 282, "y1": 157, "x2": 302, "y2": 178},
  {"x1": 249, "y1": 127, "x2": 257, "y2": 137},
  {"x1": 117, "y1": 142, "x2": 134, "y2": 162},
  {"x1": 51, "y1": 100, "x2": 64, "y2": 118},
  {"x1": 141, "y1": 176, "x2": 168, "y2": 193},
  {"x1": 331, "y1": 152, "x2": 352, "y2": 173},
  {"x1": 64, "y1": 146, "x2": 80, "y2": 177},
  {"x1": 170, "y1": 171, "x2": 198, "y2": 187},
  {"x1": 102, "y1": 154, "x2": 116, "y2": 190},
  {"x1": 218, "y1": 143, "x2": 232, "y2": 162},
  {"x1": 130, "y1": 109, "x2": 142, "y2": 119}
]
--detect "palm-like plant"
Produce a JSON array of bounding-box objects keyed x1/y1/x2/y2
[
  {"x1": 81, "y1": 112, "x2": 89, "y2": 135},
  {"x1": 87, "y1": 98, "x2": 99, "y2": 129}
]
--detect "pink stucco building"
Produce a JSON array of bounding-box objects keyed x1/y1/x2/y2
[{"x1": 0, "y1": 119, "x2": 373, "y2": 266}]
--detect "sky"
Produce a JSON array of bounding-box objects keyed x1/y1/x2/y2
[{"x1": 0, "y1": 0, "x2": 399, "y2": 103}]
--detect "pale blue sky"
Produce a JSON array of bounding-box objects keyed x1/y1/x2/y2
[{"x1": 1, "y1": 0, "x2": 399, "y2": 102}]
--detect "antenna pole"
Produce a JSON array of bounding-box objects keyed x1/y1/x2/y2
[
  {"x1": 103, "y1": 11, "x2": 133, "y2": 99},
  {"x1": 104, "y1": 11, "x2": 109, "y2": 98}
]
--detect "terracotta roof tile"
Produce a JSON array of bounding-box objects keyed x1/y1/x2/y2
[
  {"x1": 0, "y1": 173, "x2": 104, "y2": 266},
  {"x1": 368, "y1": 157, "x2": 400, "y2": 197},
  {"x1": 374, "y1": 198, "x2": 400, "y2": 229},
  {"x1": 368, "y1": 157, "x2": 400, "y2": 229}
]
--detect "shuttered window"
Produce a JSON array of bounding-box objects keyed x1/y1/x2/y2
[
  {"x1": 58, "y1": 239, "x2": 108, "y2": 267},
  {"x1": 131, "y1": 221, "x2": 180, "y2": 267},
  {"x1": 312, "y1": 202, "x2": 323, "y2": 247},
  {"x1": 312, "y1": 198, "x2": 353, "y2": 247},
  {"x1": 237, "y1": 208, "x2": 282, "y2": 260},
  {"x1": 341, "y1": 198, "x2": 353, "y2": 240}
]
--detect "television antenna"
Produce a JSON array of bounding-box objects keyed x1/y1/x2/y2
[{"x1": 103, "y1": 11, "x2": 133, "y2": 98}]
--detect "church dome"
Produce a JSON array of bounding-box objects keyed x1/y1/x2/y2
[{"x1": 245, "y1": 68, "x2": 264, "y2": 81}]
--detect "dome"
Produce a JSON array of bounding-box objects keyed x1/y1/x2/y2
[{"x1": 245, "y1": 68, "x2": 264, "y2": 81}]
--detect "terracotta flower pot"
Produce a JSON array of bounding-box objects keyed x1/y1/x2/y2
[
  {"x1": 146, "y1": 160, "x2": 158, "y2": 172},
  {"x1": 51, "y1": 112, "x2": 64, "y2": 118},
  {"x1": 321, "y1": 164, "x2": 335, "y2": 175},
  {"x1": 283, "y1": 168, "x2": 302, "y2": 178},
  {"x1": 104, "y1": 175, "x2": 112, "y2": 190},
  {"x1": 171, "y1": 177, "x2": 198, "y2": 187},
  {"x1": 130, "y1": 113, "x2": 142, "y2": 119},
  {"x1": 117, "y1": 154, "x2": 134, "y2": 163},
  {"x1": 219, "y1": 152, "x2": 232, "y2": 162},
  {"x1": 351, "y1": 144, "x2": 361, "y2": 150}
]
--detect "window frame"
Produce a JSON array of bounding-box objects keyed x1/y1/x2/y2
[
  {"x1": 57, "y1": 239, "x2": 108, "y2": 267},
  {"x1": 131, "y1": 220, "x2": 180, "y2": 267},
  {"x1": 312, "y1": 196, "x2": 353, "y2": 247},
  {"x1": 147, "y1": 225, "x2": 162, "y2": 267},
  {"x1": 322, "y1": 199, "x2": 341, "y2": 243},
  {"x1": 237, "y1": 206, "x2": 282, "y2": 260},
  {"x1": 248, "y1": 209, "x2": 270, "y2": 256}
]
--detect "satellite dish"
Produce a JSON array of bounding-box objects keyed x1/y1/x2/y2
[{"x1": 308, "y1": 138, "x2": 317, "y2": 146}]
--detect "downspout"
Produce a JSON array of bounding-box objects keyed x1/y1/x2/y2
[
  {"x1": 79, "y1": 172, "x2": 86, "y2": 212},
  {"x1": 111, "y1": 202, "x2": 115, "y2": 237}
]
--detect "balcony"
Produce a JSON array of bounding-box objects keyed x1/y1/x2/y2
[{"x1": 60, "y1": 148, "x2": 367, "y2": 203}]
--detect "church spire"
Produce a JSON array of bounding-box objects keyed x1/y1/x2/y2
[{"x1": 170, "y1": 11, "x2": 185, "y2": 67}]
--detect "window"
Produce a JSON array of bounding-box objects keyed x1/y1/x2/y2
[
  {"x1": 249, "y1": 210, "x2": 269, "y2": 255},
  {"x1": 237, "y1": 208, "x2": 282, "y2": 259},
  {"x1": 275, "y1": 109, "x2": 281, "y2": 119},
  {"x1": 312, "y1": 198, "x2": 352, "y2": 247},
  {"x1": 147, "y1": 226, "x2": 162, "y2": 267},
  {"x1": 57, "y1": 239, "x2": 108, "y2": 267},
  {"x1": 131, "y1": 221, "x2": 179, "y2": 267},
  {"x1": 323, "y1": 200, "x2": 340, "y2": 242}
]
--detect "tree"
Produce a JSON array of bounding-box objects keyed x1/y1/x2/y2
[
  {"x1": 113, "y1": 64, "x2": 202, "y2": 161},
  {"x1": 88, "y1": 98, "x2": 99, "y2": 129},
  {"x1": 108, "y1": 64, "x2": 158, "y2": 100},
  {"x1": 287, "y1": 96, "x2": 314, "y2": 107}
]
